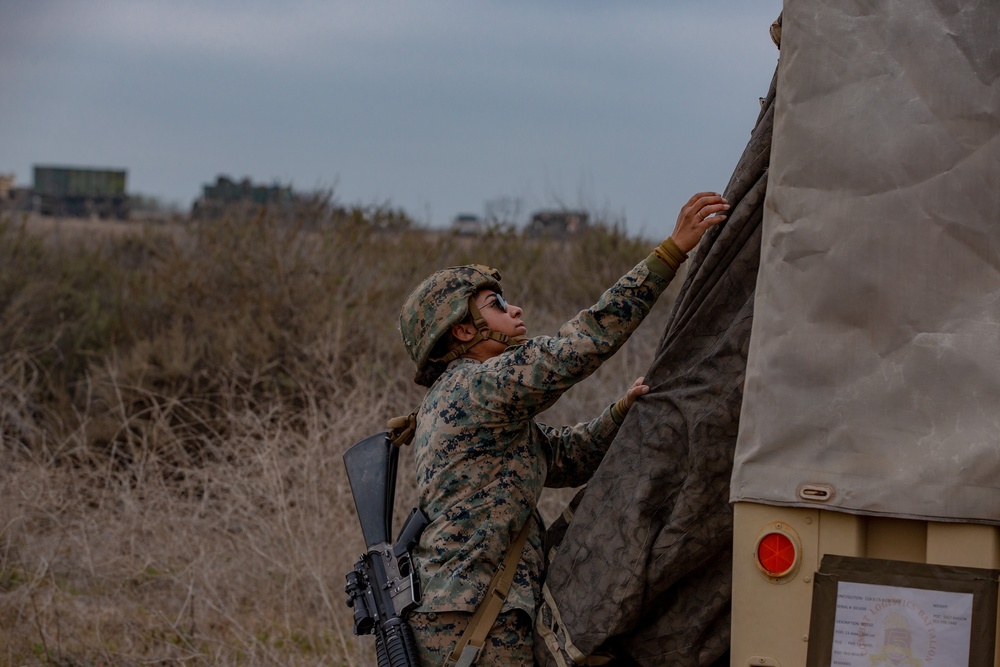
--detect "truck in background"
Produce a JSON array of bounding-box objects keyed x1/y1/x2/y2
[
  {"x1": 524, "y1": 209, "x2": 589, "y2": 238},
  {"x1": 31, "y1": 165, "x2": 129, "y2": 220}
]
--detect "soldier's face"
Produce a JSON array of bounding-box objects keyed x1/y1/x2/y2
[{"x1": 475, "y1": 289, "x2": 526, "y2": 343}]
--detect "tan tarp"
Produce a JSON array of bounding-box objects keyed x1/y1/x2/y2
[
  {"x1": 536, "y1": 4, "x2": 999, "y2": 665},
  {"x1": 732, "y1": 1, "x2": 1000, "y2": 524}
]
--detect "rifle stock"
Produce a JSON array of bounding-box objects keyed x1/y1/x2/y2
[
  {"x1": 343, "y1": 431, "x2": 429, "y2": 667},
  {"x1": 343, "y1": 432, "x2": 396, "y2": 547}
]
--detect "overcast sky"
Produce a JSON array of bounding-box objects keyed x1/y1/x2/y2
[{"x1": 1, "y1": 1, "x2": 782, "y2": 237}]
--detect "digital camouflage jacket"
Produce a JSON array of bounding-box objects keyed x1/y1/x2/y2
[{"x1": 411, "y1": 257, "x2": 675, "y2": 620}]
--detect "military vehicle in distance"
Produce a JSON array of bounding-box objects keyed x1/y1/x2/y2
[{"x1": 32, "y1": 165, "x2": 129, "y2": 220}]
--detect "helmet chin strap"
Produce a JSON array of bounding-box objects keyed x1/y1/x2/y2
[{"x1": 433, "y1": 297, "x2": 527, "y2": 363}]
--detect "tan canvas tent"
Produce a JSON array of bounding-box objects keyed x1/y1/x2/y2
[
  {"x1": 732, "y1": 1, "x2": 1000, "y2": 526},
  {"x1": 537, "y1": 3, "x2": 1000, "y2": 665}
]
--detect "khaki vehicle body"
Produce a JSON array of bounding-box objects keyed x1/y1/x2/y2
[
  {"x1": 732, "y1": 507, "x2": 1000, "y2": 665},
  {"x1": 729, "y1": 3, "x2": 1000, "y2": 665}
]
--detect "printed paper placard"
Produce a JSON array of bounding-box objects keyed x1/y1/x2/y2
[{"x1": 806, "y1": 555, "x2": 998, "y2": 667}]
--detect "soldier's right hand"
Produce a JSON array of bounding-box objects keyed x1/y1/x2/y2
[{"x1": 670, "y1": 192, "x2": 729, "y2": 253}]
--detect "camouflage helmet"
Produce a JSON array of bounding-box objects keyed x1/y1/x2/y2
[{"x1": 400, "y1": 264, "x2": 510, "y2": 373}]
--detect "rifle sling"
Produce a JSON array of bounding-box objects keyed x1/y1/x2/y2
[
  {"x1": 387, "y1": 412, "x2": 417, "y2": 448},
  {"x1": 444, "y1": 520, "x2": 531, "y2": 667}
]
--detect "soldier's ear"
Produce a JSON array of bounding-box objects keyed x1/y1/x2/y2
[{"x1": 451, "y1": 322, "x2": 477, "y2": 342}]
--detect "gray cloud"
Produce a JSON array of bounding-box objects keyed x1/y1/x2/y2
[{"x1": 0, "y1": 0, "x2": 782, "y2": 235}]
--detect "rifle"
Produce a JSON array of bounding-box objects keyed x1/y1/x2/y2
[{"x1": 343, "y1": 431, "x2": 429, "y2": 667}]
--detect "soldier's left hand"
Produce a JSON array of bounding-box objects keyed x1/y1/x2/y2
[{"x1": 620, "y1": 376, "x2": 650, "y2": 412}]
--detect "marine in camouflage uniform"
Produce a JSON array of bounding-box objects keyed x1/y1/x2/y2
[{"x1": 398, "y1": 193, "x2": 729, "y2": 666}]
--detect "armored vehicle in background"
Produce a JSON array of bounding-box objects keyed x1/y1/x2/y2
[{"x1": 191, "y1": 174, "x2": 295, "y2": 220}]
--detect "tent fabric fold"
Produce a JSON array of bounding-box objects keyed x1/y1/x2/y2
[{"x1": 534, "y1": 67, "x2": 777, "y2": 667}]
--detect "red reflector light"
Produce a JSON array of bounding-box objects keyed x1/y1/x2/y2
[{"x1": 757, "y1": 532, "x2": 796, "y2": 576}]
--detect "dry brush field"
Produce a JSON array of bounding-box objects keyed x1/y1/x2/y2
[{"x1": 0, "y1": 205, "x2": 679, "y2": 666}]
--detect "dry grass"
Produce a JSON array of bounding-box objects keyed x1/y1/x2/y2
[{"x1": 0, "y1": 205, "x2": 678, "y2": 666}]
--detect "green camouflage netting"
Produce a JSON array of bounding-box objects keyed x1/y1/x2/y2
[{"x1": 534, "y1": 66, "x2": 776, "y2": 667}]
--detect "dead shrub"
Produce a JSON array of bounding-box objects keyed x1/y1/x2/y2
[{"x1": 0, "y1": 206, "x2": 674, "y2": 666}]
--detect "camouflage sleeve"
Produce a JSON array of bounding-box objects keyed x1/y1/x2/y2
[
  {"x1": 468, "y1": 260, "x2": 670, "y2": 420},
  {"x1": 537, "y1": 404, "x2": 620, "y2": 488}
]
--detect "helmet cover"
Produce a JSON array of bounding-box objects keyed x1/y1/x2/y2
[{"x1": 399, "y1": 264, "x2": 504, "y2": 371}]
